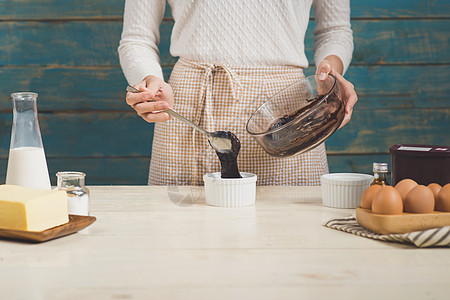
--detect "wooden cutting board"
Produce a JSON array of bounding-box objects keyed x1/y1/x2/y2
[
  {"x1": 0, "y1": 215, "x2": 96, "y2": 243},
  {"x1": 356, "y1": 208, "x2": 450, "y2": 235}
]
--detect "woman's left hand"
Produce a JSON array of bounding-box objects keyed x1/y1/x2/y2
[{"x1": 316, "y1": 59, "x2": 358, "y2": 129}]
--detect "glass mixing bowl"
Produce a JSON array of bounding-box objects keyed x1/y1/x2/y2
[{"x1": 246, "y1": 74, "x2": 345, "y2": 158}]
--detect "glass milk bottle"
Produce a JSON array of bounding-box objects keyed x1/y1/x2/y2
[
  {"x1": 5, "y1": 92, "x2": 51, "y2": 189},
  {"x1": 56, "y1": 172, "x2": 90, "y2": 216}
]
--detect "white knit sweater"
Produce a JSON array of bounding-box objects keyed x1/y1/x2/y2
[{"x1": 118, "y1": 0, "x2": 353, "y2": 85}]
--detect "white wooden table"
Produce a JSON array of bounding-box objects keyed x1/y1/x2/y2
[{"x1": 0, "y1": 186, "x2": 449, "y2": 300}]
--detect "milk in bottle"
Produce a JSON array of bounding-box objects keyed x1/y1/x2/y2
[{"x1": 5, "y1": 92, "x2": 51, "y2": 189}]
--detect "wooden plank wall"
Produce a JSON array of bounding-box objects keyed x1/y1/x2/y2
[{"x1": 0, "y1": 0, "x2": 449, "y2": 185}]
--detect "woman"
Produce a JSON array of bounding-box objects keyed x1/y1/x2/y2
[{"x1": 119, "y1": 0, "x2": 357, "y2": 186}]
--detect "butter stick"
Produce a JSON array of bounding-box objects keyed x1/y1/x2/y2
[{"x1": 0, "y1": 185, "x2": 69, "y2": 232}]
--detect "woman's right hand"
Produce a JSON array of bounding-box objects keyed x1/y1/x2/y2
[{"x1": 126, "y1": 75, "x2": 174, "y2": 123}]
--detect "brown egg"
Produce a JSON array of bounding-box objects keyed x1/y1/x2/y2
[
  {"x1": 404, "y1": 185, "x2": 435, "y2": 213},
  {"x1": 427, "y1": 183, "x2": 442, "y2": 200},
  {"x1": 436, "y1": 183, "x2": 450, "y2": 212},
  {"x1": 395, "y1": 179, "x2": 418, "y2": 201},
  {"x1": 360, "y1": 185, "x2": 382, "y2": 209},
  {"x1": 372, "y1": 186, "x2": 403, "y2": 215}
]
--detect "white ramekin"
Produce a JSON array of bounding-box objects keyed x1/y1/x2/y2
[
  {"x1": 203, "y1": 172, "x2": 257, "y2": 207},
  {"x1": 321, "y1": 173, "x2": 373, "y2": 208}
]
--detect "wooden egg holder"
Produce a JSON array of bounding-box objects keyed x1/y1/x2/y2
[{"x1": 356, "y1": 208, "x2": 450, "y2": 235}]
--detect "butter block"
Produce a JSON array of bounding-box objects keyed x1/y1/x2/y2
[{"x1": 0, "y1": 185, "x2": 69, "y2": 231}]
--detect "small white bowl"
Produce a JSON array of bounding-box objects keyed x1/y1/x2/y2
[
  {"x1": 203, "y1": 172, "x2": 257, "y2": 207},
  {"x1": 321, "y1": 173, "x2": 373, "y2": 208}
]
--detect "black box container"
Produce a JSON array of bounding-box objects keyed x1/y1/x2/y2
[{"x1": 390, "y1": 144, "x2": 449, "y2": 186}]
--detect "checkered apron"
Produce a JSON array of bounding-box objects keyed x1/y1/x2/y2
[{"x1": 148, "y1": 59, "x2": 329, "y2": 186}]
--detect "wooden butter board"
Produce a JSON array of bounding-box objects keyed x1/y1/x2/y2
[
  {"x1": 0, "y1": 215, "x2": 96, "y2": 243},
  {"x1": 356, "y1": 207, "x2": 450, "y2": 235}
]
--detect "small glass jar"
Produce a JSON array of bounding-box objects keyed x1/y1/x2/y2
[
  {"x1": 56, "y1": 171, "x2": 90, "y2": 216},
  {"x1": 371, "y1": 163, "x2": 389, "y2": 186}
]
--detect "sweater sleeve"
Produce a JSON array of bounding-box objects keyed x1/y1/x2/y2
[
  {"x1": 312, "y1": 0, "x2": 353, "y2": 75},
  {"x1": 118, "y1": 0, "x2": 166, "y2": 84}
]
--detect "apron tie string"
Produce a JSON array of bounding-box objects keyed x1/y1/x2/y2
[
  {"x1": 180, "y1": 59, "x2": 243, "y2": 105},
  {"x1": 177, "y1": 59, "x2": 243, "y2": 184}
]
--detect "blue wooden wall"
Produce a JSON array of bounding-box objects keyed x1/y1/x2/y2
[{"x1": 0, "y1": 0, "x2": 449, "y2": 185}]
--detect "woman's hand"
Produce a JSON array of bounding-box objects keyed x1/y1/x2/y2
[
  {"x1": 316, "y1": 56, "x2": 358, "y2": 129},
  {"x1": 126, "y1": 75, "x2": 174, "y2": 123}
]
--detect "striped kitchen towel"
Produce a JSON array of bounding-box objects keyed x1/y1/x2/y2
[{"x1": 324, "y1": 216, "x2": 450, "y2": 248}]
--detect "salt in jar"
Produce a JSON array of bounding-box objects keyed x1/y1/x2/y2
[{"x1": 56, "y1": 171, "x2": 90, "y2": 216}]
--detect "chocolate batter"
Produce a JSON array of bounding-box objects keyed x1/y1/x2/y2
[
  {"x1": 262, "y1": 92, "x2": 344, "y2": 157},
  {"x1": 269, "y1": 94, "x2": 324, "y2": 131},
  {"x1": 212, "y1": 131, "x2": 242, "y2": 178}
]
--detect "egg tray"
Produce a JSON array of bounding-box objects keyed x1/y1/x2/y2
[{"x1": 356, "y1": 208, "x2": 450, "y2": 235}]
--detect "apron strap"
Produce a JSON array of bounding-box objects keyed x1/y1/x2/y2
[{"x1": 179, "y1": 59, "x2": 243, "y2": 104}]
